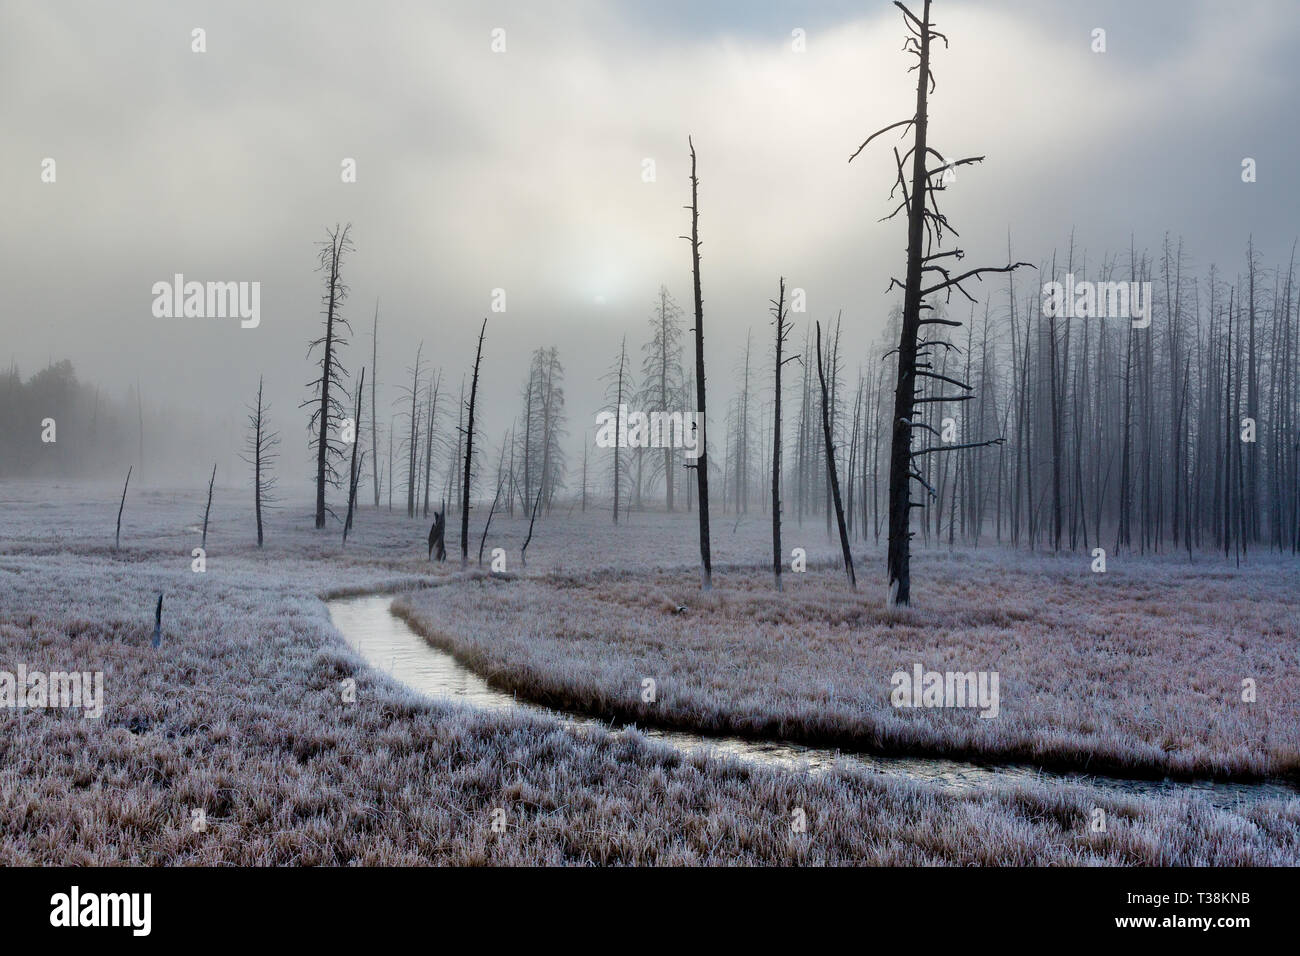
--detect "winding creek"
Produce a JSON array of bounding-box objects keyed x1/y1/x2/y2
[{"x1": 327, "y1": 593, "x2": 1298, "y2": 812}]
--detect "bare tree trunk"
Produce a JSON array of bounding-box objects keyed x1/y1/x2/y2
[
  {"x1": 478, "y1": 437, "x2": 507, "y2": 566},
  {"x1": 422, "y1": 371, "x2": 440, "y2": 518},
  {"x1": 817, "y1": 321, "x2": 856, "y2": 588},
  {"x1": 254, "y1": 384, "x2": 265, "y2": 547},
  {"x1": 522, "y1": 362, "x2": 535, "y2": 511},
  {"x1": 746, "y1": 335, "x2": 754, "y2": 513},
  {"x1": 521, "y1": 483, "x2": 544, "y2": 567},
  {"x1": 461, "y1": 319, "x2": 487, "y2": 569},
  {"x1": 371, "y1": 301, "x2": 380, "y2": 508},
  {"x1": 344, "y1": 367, "x2": 365, "y2": 542},
  {"x1": 115, "y1": 466, "x2": 131, "y2": 551},
  {"x1": 201, "y1": 462, "x2": 217, "y2": 550},
  {"x1": 771, "y1": 278, "x2": 792, "y2": 590},
  {"x1": 1048, "y1": 252, "x2": 1063, "y2": 552},
  {"x1": 685, "y1": 137, "x2": 712, "y2": 590},
  {"x1": 614, "y1": 337, "x2": 626, "y2": 523},
  {"x1": 406, "y1": 344, "x2": 423, "y2": 519},
  {"x1": 1224, "y1": 287, "x2": 1234, "y2": 559},
  {"x1": 661, "y1": 287, "x2": 675, "y2": 513},
  {"x1": 1246, "y1": 237, "x2": 1259, "y2": 544}
]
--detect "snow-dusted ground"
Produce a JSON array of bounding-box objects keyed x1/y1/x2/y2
[{"x1": 1, "y1": 480, "x2": 1297, "y2": 864}]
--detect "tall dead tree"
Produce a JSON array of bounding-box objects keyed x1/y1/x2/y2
[
  {"x1": 304, "y1": 222, "x2": 354, "y2": 529},
  {"x1": 734, "y1": 331, "x2": 753, "y2": 515},
  {"x1": 771, "y1": 277, "x2": 797, "y2": 590},
  {"x1": 603, "y1": 336, "x2": 630, "y2": 524},
  {"x1": 401, "y1": 344, "x2": 424, "y2": 519},
  {"x1": 241, "y1": 375, "x2": 280, "y2": 547},
  {"x1": 683, "y1": 137, "x2": 712, "y2": 590},
  {"x1": 849, "y1": 0, "x2": 1026, "y2": 605},
  {"x1": 460, "y1": 319, "x2": 487, "y2": 569},
  {"x1": 422, "y1": 370, "x2": 441, "y2": 518},
  {"x1": 447, "y1": 378, "x2": 465, "y2": 516},
  {"x1": 370, "y1": 301, "x2": 381, "y2": 507}
]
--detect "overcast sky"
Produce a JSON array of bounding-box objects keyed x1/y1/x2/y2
[{"x1": 3, "y1": 0, "x2": 1297, "y2": 492}]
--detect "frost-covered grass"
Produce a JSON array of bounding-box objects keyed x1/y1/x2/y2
[
  {"x1": 399, "y1": 555, "x2": 1300, "y2": 782},
  {"x1": 1, "y1": 481, "x2": 1297, "y2": 864}
]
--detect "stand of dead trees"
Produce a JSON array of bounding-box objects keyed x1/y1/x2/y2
[{"x1": 720, "y1": 229, "x2": 1298, "y2": 569}]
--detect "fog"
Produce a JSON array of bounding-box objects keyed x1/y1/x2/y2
[{"x1": 2, "y1": 0, "x2": 1296, "y2": 497}]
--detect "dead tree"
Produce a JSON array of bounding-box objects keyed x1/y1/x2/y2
[
  {"x1": 303, "y1": 222, "x2": 354, "y2": 529},
  {"x1": 734, "y1": 331, "x2": 752, "y2": 514},
  {"x1": 422, "y1": 370, "x2": 441, "y2": 518},
  {"x1": 447, "y1": 378, "x2": 465, "y2": 516},
  {"x1": 478, "y1": 437, "x2": 508, "y2": 567},
  {"x1": 460, "y1": 319, "x2": 487, "y2": 568},
  {"x1": 817, "y1": 321, "x2": 856, "y2": 588},
  {"x1": 642, "y1": 286, "x2": 685, "y2": 511},
  {"x1": 343, "y1": 367, "x2": 366, "y2": 542},
  {"x1": 200, "y1": 462, "x2": 217, "y2": 550},
  {"x1": 771, "y1": 277, "x2": 798, "y2": 590},
  {"x1": 240, "y1": 375, "x2": 280, "y2": 547},
  {"x1": 400, "y1": 343, "x2": 424, "y2": 519},
  {"x1": 136, "y1": 380, "x2": 144, "y2": 476},
  {"x1": 849, "y1": 0, "x2": 1026, "y2": 605},
  {"x1": 603, "y1": 336, "x2": 630, "y2": 524},
  {"x1": 683, "y1": 137, "x2": 712, "y2": 590},
  {"x1": 370, "y1": 301, "x2": 381, "y2": 507},
  {"x1": 114, "y1": 466, "x2": 131, "y2": 551},
  {"x1": 521, "y1": 484, "x2": 544, "y2": 567}
]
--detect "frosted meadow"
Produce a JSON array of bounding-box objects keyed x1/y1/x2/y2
[{"x1": 1, "y1": 483, "x2": 1297, "y2": 865}]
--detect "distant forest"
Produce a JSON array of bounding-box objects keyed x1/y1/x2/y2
[{"x1": 0, "y1": 360, "x2": 220, "y2": 481}]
